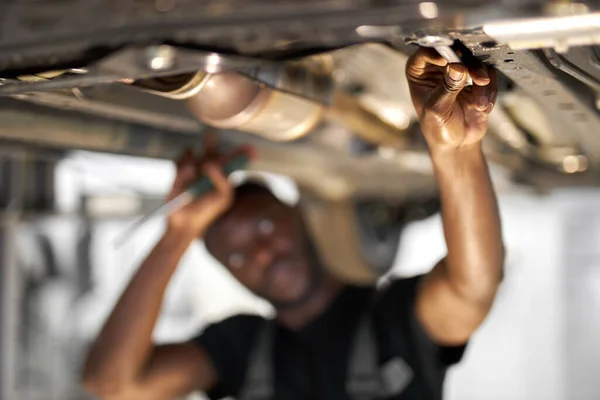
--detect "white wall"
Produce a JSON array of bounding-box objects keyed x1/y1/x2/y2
[
  {"x1": 397, "y1": 195, "x2": 566, "y2": 400},
  {"x1": 44, "y1": 155, "x2": 600, "y2": 399}
]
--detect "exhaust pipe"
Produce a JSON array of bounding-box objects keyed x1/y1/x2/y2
[{"x1": 134, "y1": 60, "x2": 404, "y2": 147}]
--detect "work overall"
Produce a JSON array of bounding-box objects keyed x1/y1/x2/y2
[{"x1": 237, "y1": 308, "x2": 414, "y2": 400}]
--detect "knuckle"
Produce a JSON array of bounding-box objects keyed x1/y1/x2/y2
[{"x1": 442, "y1": 78, "x2": 462, "y2": 94}]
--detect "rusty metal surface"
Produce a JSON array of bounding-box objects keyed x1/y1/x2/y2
[
  {"x1": 458, "y1": 31, "x2": 600, "y2": 168},
  {"x1": 558, "y1": 46, "x2": 600, "y2": 85},
  {"x1": 0, "y1": 0, "x2": 434, "y2": 73}
]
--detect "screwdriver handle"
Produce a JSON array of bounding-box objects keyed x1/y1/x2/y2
[{"x1": 186, "y1": 154, "x2": 252, "y2": 198}]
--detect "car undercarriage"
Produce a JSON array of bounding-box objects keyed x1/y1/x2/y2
[{"x1": 0, "y1": 0, "x2": 599, "y2": 282}]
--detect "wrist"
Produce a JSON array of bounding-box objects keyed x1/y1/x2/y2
[
  {"x1": 429, "y1": 141, "x2": 483, "y2": 158},
  {"x1": 163, "y1": 226, "x2": 200, "y2": 248},
  {"x1": 429, "y1": 143, "x2": 485, "y2": 168}
]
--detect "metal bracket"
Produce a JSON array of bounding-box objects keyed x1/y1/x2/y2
[{"x1": 0, "y1": 45, "x2": 270, "y2": 96}]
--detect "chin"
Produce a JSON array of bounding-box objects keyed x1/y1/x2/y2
[
  {"x1": 272, "y1": 284, "x2": 305, "y2": 302},
  {"x1": 267, "y1": 279, "x2": 315, "y2": 309},
  {"x1": 262, "y1": 257, "x2": 322, "y2": 308}
]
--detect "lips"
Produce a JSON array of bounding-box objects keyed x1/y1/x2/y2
[{"x1": 263, "y1": 259, "x2": 303, "y2": 295}]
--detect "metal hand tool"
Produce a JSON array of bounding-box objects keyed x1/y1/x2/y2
[{"x1": 115, "y1": 153, "x2": 252, "y2": 247}]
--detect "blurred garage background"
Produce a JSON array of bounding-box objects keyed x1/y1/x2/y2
[{"x1": 1, "y1": 150, "x2": 600, "y2": 400}]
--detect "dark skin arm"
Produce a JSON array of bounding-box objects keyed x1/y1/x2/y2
[
  {"x1": 82, "y1": 143, "x2": 237, "y2": 400},
  {"x1": 407, "y1": 48, "x2": 505, "y2": 345}
]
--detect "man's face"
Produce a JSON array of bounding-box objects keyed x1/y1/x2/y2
[{"x1": 206, "y1": 193, "x2": 318, "y2": 308}]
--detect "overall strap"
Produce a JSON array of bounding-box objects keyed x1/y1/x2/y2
[
  {"x1": 237, "y1": 319, "x2": 275, "y2": 400},
  {"x1": 346, "y1": 287, "x2": 414, "y2": 400},
  {"x1": 346, "y1": 312, "x2": 386, "y2": 400}
]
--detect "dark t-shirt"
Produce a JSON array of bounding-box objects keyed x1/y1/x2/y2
[{"x1": 194, "y1": 276, "x2": 466, "y2": 400}]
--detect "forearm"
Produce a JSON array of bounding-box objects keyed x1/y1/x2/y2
[
  {"x1": 83, "y1": 229, "x2": 195, "y2": 391},
  {"x1": 432, "y1": 145, "x2": 504, "y2": 303}
]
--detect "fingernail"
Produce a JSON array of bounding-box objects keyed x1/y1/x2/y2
[
  {"x1": 478, "y1": 96, "x2": 488, "y2": 109},
  {"x1": 477, "y1": 68, "x2": 490, "y2": 81},
  {"x1": 448, "y1": 65, "x2": 465, "y2": 81}
]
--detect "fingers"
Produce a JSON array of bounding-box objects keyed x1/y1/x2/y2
[
  {"x1": 176, "y1": 149, "x2": 194, "y2": 169},
  {"x1": 470, "y1": 66, "x2": 498, "y2": 113},
  {"x1": 222, "y1": 144, "x2": 256, "y2": 163},
  {"x1": 202, "y1": 130, "x2": 219, "y2": 159},
  {"x1": 201, "y1": 146, "x2": 254, "y2": 201},
  {"x1": 467, "y1": 64, "x2": 491, "y2": 87},
  {"x1": 170, "y1": 142, "x2": 253, "y2": 202},
  {"x1": 471, "y1": 83, "x2": 490, "y2": 112},
  {"x1": 408, "y1": 45, "x2": 494, "y2": 90},
  {"x1": 203, "y1": 163, "x2": 233, "y2": 199},
  {"x1": 454, "y1": 47, "x2": 491, "y2": 87},
  {"x1": 406, "y1": 47, "x2": 448, "y2": 78},
  {"x1": 414, "y1": 47, "x2": 449, "y2": 67},
  {"x1": 174, "y1": 150, "x2": 196, "y2": 189},
  {"x1": 196, "y1": 163, "x2": 233, "y2": 212},
  {"x1": 169, "y1": 149, "x2": 197, "y2": 200},
  {"x1": 446, "y1": 64, "x2": 468, "y2": 89},
  {"x1": 428, "y1": 63, "x2": 468, "y2": 113}
]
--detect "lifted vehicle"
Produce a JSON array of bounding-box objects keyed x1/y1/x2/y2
[{"x1": 0, "y1": 0, "x2": 599, "y2": 281}]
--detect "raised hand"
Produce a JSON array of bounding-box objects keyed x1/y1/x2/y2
[
  {"x1": 406, "y1": 47, "x2": 498, "y2": 152},
  {"x1": 167, "y1": 134, "x2": 250, "y2": 239}
]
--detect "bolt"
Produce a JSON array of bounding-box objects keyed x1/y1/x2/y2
[{"x1": 148, "y1": 45, "x2": 176, "y2": 71}]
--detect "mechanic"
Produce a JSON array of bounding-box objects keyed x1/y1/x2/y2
[{"x1": 82, "y1": 48, "x2": 503, "y2": 400}]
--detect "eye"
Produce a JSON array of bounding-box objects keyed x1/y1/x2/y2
[
  {"x1": 228, "y1": 253, "x2": 245, "y2": 269},
  {"x1": 258, "y1": 218, "x2": 274, "y2": 235}
]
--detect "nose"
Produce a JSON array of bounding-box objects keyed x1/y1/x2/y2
[{"x1": 249, "y1": 242, "x2": 274, "y2": 270}]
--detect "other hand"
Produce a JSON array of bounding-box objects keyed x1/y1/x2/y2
[
  {"x1": 166, "y1": 134, "x2": 251, "y2": 239},
  {"x1": 406, "y1": 47, "x2": 498, "y2": 152}
]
